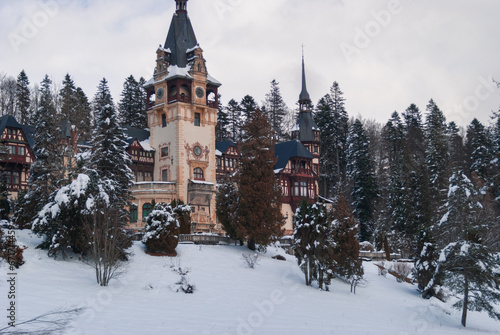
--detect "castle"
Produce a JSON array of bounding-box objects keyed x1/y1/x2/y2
[{"x1": 0, "y1": 0, "x2": 320, "y2": 235}]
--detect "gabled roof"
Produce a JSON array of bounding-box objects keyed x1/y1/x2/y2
[
  {"x1": 0, "y1": 115, "x2": 35, "y2": 147},
  {"x1": 274, "y1": 140, "x2": 314, "y2": 171},
  {"x1": 124, "y1": 127, "x2": 151, "y2": 147},
  {"x1": 216, "y1": 140, "x2": 237, "y2": 155},
  {"x1": 164, "y1": 6, "x2": 198, "y2": 68}
]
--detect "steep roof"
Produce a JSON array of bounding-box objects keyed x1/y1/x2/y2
[
  {"x1": 216, "y1": 140, "x2": 237, "y2": 155},
  {"x1": 293, "y1": 111, "x2": 318, "y2": 142},
  {"x1": 0, "y1": 115, "x2": 35, "y2": 147},
  {"x1": 124, "y1": 127, "x2": 151, "y2": 146},
  {"x1": 274, "y1": 140, "x2": 314, "y2": 171},
  {"x1": 299, "y1": 55, "x2": 311, "y2": 102},
  {"x1": 164, "y1": 4, "x2": 198, "y2": 68}
]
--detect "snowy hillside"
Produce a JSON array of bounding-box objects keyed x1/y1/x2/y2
[{"x1": 2, "y1": 230, "x2": 500, "y2": 335}]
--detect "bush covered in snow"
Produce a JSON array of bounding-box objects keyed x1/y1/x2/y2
[{"x1": 142, "y1": 202, "x2": 180, "y2": 255}]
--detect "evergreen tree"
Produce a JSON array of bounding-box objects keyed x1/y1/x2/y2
[
  {"x1": 490, "y1": 109, "x2": 500, "y2": 210},
  {"x1": 314, "y1": 82, "x2": 349, "y2": 197},
  {"x1": 425, "y1": 99, "x2": 449, "y2": 220},
  {"x1": 466, "y1": 118, "x2": 492, "y2": 180},
  {"x1": 216, "y1": 178, "x2": 241, "y2": 241},
  {"x1": 346, "y1": 119, "x2": 379, "y2": 241},
  {"x1": 92, "y1": 78, "x2": 115, "y2": 126},
  {"x1": 59, "y1": 74, "x2": 78, "y2": 124},
  {"x1": 293, "y1": 200, "x2": 334, "y2": 290},
  {"x1": 88, "y1": 81, "x2": 133, "y2": 225},
  {"x1": 74, "y1": 87, "x2": 92, "y2": 140},
  {"x1": 142, "y1": 202, "x2": 180, "y2": 255},
  {"x1": 447, "y1": 122, "x2": 466, "y2": 172},
  {"x1": 429, "y1": 241, "x2": 500, "y2": 327},
  {"x1": 264, "y1": 80, "x2": 288, "y2": 141},
  {"x1": 15, "y1": 70, "x2": 31, "y2": 125},
  {"x1": 215, "y1": 94, "x2": 230, "y2": 142},
  {"x1": 331, "y1": 195, "x2": 364, "y2": 292},
  {"x1": 240, "y1": 95, "x2": 257, "y2": 120},
  {"x1": 0, "y1": 144, "x2": 10, "y2": 220},
  {"x1": 17, "y1": 75, "x2": 63, "y2": 226},
  {"x1": 226, "y1": 99, "x2": 242, "y2": 142},
  {"x1": 237, "y1": 109, "x2": 283, "y2": 250},
  {"x1": 118, "y1": 75, "x2": 147, "y2": 129}
]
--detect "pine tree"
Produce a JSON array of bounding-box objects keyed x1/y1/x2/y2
[
  {"x1": 447, "y1": 122, "x2": 466, "y2": 172},
  {"x1": 414, "y1": 228, "x2": 439, "y2": 296},
  {"x1": 215, "y1": 95, "x2": 230, "y2": 142},
  {"x1": 216, "y1": 178, "x2": 241, "y2": 241},
  {"x1": 142, "y1": 202, "x2": 180, "y2": 255},
  {"x1": 346, "y1": 119, "x2": 379, "y2": 241},
  {"x1": 264, "y1": 80, "x2": 288, "y2": 141},
  {"x1": 237, "y1": 109, "x2": 283, "y2": 250},
  {"x1": 490, "y1": 109, "x2": 500, "y2": 210},
  {"x1": 74, "y1": 87, "x2": 92, "y2": 140},
  {"x1": 293, "y1": 200, "x2": 334, "y2": 290},
  {"x1": 429, "y1": 241, "x2": 500, "y2": 327},
  {"x1": 425, "y1": 99, "x2": 449, "y2": 220},
  {"x1": 15, "y1": 70, "x2": 31, "y2": 125},
  {"x1": 331, "y1": 195, "x2": 364, "y2": 293},
  {"x1": 118, "y1": 75, "x2": 147, "y2": 129},
  {"x1": 59, "y1": 74, "x2": 78, "y2": 124},
  {"x1": 240, "y1": 95, "x2": 257, "y2": 120},
  {"x1": 92, "y1": 78, "x2": 115, "y2": 126},
  {"x1": 226, "y1": 99, "x2": 242, "y2": 142},
  {"x1": 466, "y1": 118, "x2": 492, "y2": 180},
  {"x1": 19, "y1": 75, "x2": 63, "y2": 227},
  {"x1": 314, "y1": 82, "x2": 349, "y2": 197}
]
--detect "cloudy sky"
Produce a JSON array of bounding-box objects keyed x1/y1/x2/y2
[{"x1": 1, "y1": 0, "x2": 499, "y2": 127}]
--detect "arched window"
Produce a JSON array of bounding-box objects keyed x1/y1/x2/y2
[
  {"x1": 130, "y1": 205, "x2": 138, "y2": 223},
  {"x1": 142, "y1": 203, "x2": 153, "y2": 219},
  {"x1": 193, "y1": 168, "x2": 204, "y2": 180}
]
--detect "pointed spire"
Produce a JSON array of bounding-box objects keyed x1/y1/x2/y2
[{"x1": 299, "y1": 47, "x2": 311, "y2": 108}]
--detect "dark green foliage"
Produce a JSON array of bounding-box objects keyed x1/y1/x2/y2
[
  {"x1": 429, "y1": 241, "x2": 500, "y2": 327},
  {"x1": 226, "y1": 99, "x2": 243, "y2": 142},
  {"x1": 216, "y1": 94, "x2": 230, "y2": 142},
  {"x1": 264, "y1": 80, "x2": 289, "y2": 141},
  {"x1": 118, "y1": 75, "x2": 148, "y2": 129},
  {"x1": 314, "y1": 82, "x2": 349, "y2": 198},
  {"x1": 466, "y1": 118, "x2": 492, "y2": 180},
  {"x1": 414, "y1": 227, "x2": 438, "y2": 295},
  {"x1": 74, "y1": 87, "x2": 92, "y2": 140},
  {"x1": 216, "y1": 178, "x2": 241, "y2": 240},
  {"x1": 171, "y1": 199, "x2": 192, "y2": 235},
  {"x1": 142, "y1": 202, "x2": 180, "y2": 254},
  {"x1": 237, "y1": 109, "x2": 283, "y2": 250},
  {"x1": 293, "y1": 200, "x2": 334, "y2": 290},
  {"x1": 15, "y1": 70, "x2": 31, "y2": 125},
  {"x1": 346, "y1": 119, "x2": 379, "y2": 241}
]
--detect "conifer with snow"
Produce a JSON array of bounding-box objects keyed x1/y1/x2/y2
[
  {"x1": 142, "y1": 202, "x2": 180, "y2": 255},
  {"x1": 15, "y1": 70, "x2": 31, "y2": 125},
  {"x1": 118, "y1": 75, "x2": 148, "y2": 129}
]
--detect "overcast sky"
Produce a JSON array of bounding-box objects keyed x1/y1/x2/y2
[{"x1": 1, "y1": 0, "x2": 499, "y2": 127}]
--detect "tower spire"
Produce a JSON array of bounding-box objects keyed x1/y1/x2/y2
[
  {"x1": 299, "y1": 47, "x2": 311, "y2": 110},
  {"x1": 176, "y1": 0, "x2": 188, "y2": 13}
]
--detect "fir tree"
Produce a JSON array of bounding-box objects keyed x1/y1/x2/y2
[
  {"x1": 215, "y1": 95, "x2": 230, "y2": 142},
  {"x1": 240, "y1": 95, "x2": 257, "y2": 120},
  {"x1": 59, "y1": 74, "x2": 78, "y2": 124},
  {"x1": 331, "y1": 195, "x2": 364, "y2": 293},
  {"x1": 466, "y1": 118, "x2": 492, "y2": 180},
  {"x1": 92, "y1": 78, "x2": 115, "y2": 126},
  {"x1": 490, "y1": 109, "x2": 500, "y2": 210},
  {"x1": 74, "y1": 87, "x2": 92, "y2": 140},
  {"x1": 346, "y1": 119, "x2": 379, "y2": 241},
  {"x1": 425, "y1": 99, "x2": 449, "y2": 220},
  {"x1": 314, "y1": 82, "x2": 349, "y2": 197},
  {"x1": 264, "y1": 80, "x2": 288, "y2": 141},
  {"x1": 226, "y1": 99, "x2": 242, "y2": 142},
  {"x1": 447, "y1": 121, "x2": 466, "y2": 171},
  {"x1": 15, "y1": 70, "x2": 31, "y2": 125},
  {"x1": 118, "y1": 75, "x2": 147, "y2": 129},
  {"x1": 237, "y1": 108, "x2": 283, "y2": 250},
  {"x1": 216, "y1": 178, "x2": 241, "y2": 242},
  {"x1": 142, "y1": 202, "x2": 180, "y2": 255}
]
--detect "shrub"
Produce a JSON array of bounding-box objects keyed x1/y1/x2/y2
[
  {"x1": 0, "y1": 227, "x2": 25, "y2": 268},
  {"x1": 393, "y1": 262, "x2": 413, "y2": 283},
  {"x1": 142, "y1": 203, "x2": 180, "y2": 255},
  {"x1": 242, "y1": 253, "x2": 260, "y2": 269}
]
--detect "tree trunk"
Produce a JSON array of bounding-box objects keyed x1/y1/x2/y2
[
  {"x1": 247, "y1": 238, "x2": 256, "y2": 251},
  {"x1": 461, "y1": 273, "x2": 468, "y2": 327},
  {"x1": 384, "y1": 235, "x2": 391, "y2": 261}
]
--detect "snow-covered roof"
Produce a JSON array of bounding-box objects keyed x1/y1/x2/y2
[
  {"x1": 207, "y1": 73, "x2": 222, "y2": 87},
  {"x1": 215, "y1": 149, "x2": 222, "y2": 156},
  {"x1": 139, "y1": 138, "x2": 155, "y2": 152},
  {"x1": 186, "y1": 45, "x2": 200, "y2": 53},
  {"x1": 189, "y1": 179, "x2": 214, "y2": 186},
  {"x1": 166, "y1": 65, "x2": 193, "y2": 80}
]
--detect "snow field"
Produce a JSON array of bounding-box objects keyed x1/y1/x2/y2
[{"x1": 2, "y1": 230, "x2": 499, "y2": 335}]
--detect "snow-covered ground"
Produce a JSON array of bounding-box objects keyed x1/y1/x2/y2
[{"x1": 2, "y1": 230, "x2": 500, "y2": 335}]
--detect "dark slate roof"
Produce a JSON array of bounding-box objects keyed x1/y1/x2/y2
[
  {"x1": 294, "y1": 111, "x2": 318, "y2": 142},
  {"x1": 216, "y1": 140, "x2": 237, "y2": 154},
  {"x1": 299, "y1": 57, "x2": 311, "y2": 102},
  {"x1": 0, "y1": 115, "x2": 35, "y2": 147},
  {"x1": 164, "y1": 8, "x2": 198, "y2": 68},
  {"x1": 274, "y1": 140, "x2": 314, "y2": 171},
  {"x1": 124, "y1": 127, "x2": 151, "y2": 146}
]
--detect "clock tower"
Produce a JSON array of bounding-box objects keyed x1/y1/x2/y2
[{"x1": 142, "y1": 0, "x2": 221, "y2": 232}]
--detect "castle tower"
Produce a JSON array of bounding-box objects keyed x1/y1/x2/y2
[
  {"x1": 291, "y1": 53, "x2": 320, "y2": 175},
  {"x1": 143, "y1": 0, "x2": 221, "y2": 232}
]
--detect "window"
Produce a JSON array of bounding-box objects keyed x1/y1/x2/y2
[
  {"x1": 144, "y1": 172, "x2": 153, "y2": 181},
  {"x1": 130, "y1": 205, "x2": 138, "y2": 223},
  {"x1": 294, "y1": 182, "x2": 299, "y2": 196},
  {"x1": 161, "y1": 147, "x2": 169, "y2": 157},
  {"x1": 162, "y1": 169, "x2": 169, "y2": 182},
  {"x1": 194, "y1": 113, "x2": 200, "y2": 127},
  {"x1": 193, "y1": 167, "x2": 204, "y2": 180},
  {"x1": 300, "y1": 161, "x2": 306, "y2": 169},
  {"x1": 142, "y1": 203, "x2": 153, "y2": 219},
  {"x1": 162, "y1": 114, "x2": 167, "y2": 127},
  {"x1": 7, "y1": 146, "x2": 15, "y2": 155},
  {"x1": 18, "y1": 146, "x2": 25, "y2": 156},
  {"x1": 300, "y1": 182, "x2": 307, "y2": 197},
  {"x1": 12, "y1": 172, "x2": 20, "y2": 186}
]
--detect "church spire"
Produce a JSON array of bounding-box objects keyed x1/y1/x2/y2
[{"x1": 299, "y1": 48, "x2": 311, "y2": 111}]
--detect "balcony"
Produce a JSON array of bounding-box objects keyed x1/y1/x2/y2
[{"x1": 131, "y1": 182, "x2": 176, "y2": 195}]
